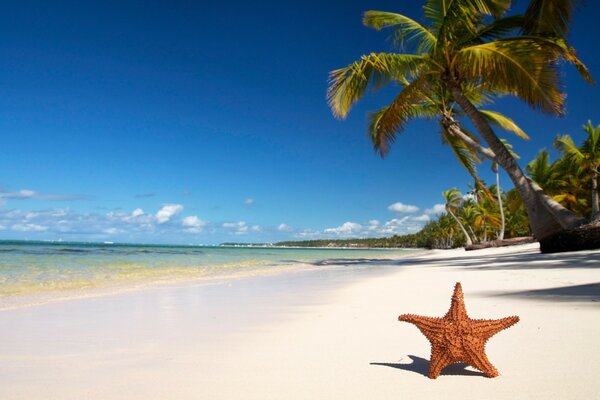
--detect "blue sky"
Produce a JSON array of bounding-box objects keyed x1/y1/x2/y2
[{"x1": 0, "y1": 1, "x2": 599, "y2": 244}]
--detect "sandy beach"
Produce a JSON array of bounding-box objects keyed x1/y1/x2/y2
[{"x1": 1, "y1": 243, "x2": 599, "y2": 399}]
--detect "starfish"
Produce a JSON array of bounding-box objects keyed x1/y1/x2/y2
[{"x1": 399, "y1": 282, "x2": 519, "y2": 379}]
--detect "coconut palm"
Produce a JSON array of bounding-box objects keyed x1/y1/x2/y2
[
  {"x1": 473, "y1": 197, "x2": 502, "y2": 242},
  {"x1": 554, "y1": 121, "x2": 600, "y2": 221},
  {"x1": 528, "y1": 149, "x2": 589, "y2": 216},
  {"x1": 443, "y1": 188, "x2": 473, "y2": 246},
  {"x1": 461, "y1": 202, "x2": 480, "y2": 243},
  {"x1": 491, "y1": 139, "x2": 518, "y2": 239},
  {"x1": 327, "y1": 0, "x2": 592, "y2": 240}
]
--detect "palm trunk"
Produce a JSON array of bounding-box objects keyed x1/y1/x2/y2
[
  {"x1": 446, "y1": 207, "x2": 473, "y2": 246},
  {"x1": 592, "y1": 168, "x2": 599, "y2": 221},
  {"x1": 494, "y1": 164, "x2": 506, "y2": 240},
  {"x1": 445, "y1": 79, "x2": 586, "y2": 239},
  {"x1": 467, "y1": 224, "x2": 479, "y2": 243},
  {"x1": 442, "y1": 115, "x2": 496, "y2": 159}
]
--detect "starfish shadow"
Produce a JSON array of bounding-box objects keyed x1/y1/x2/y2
[{"x1": 371, "y1": 355, "x2": 485, "y2": 377}]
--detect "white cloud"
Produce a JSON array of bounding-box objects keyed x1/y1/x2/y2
[
  {"x1": 412, "y1": 214, "x2": 431, "y2": 222},
  {"x1": 378, "y1": 218, "x2": 409, "y2": 235},
  {"x1": 131, "y1": 208, "x2": 144, "y2": 217},
  {"x1": 297, "y1": 228, "x2": 320, "y2": 238},
  {"x1": 182, "y1": 216, "x2": 206, "y2": 233},
  {"x1": 182, "y1": 216, "x2": 204, "y2": 228},
  {"x1": 388, "y1": 202, "x2": 419, "y2": 214},
  {"x1": 367, "y1": 220, "x2": 380, "y2": 231},
  {"x1": 155, "y1": 204, "x2": 183, "y2": 224},
  {"x1": 277, "y1": 223, "x2": 293, "y2": 232},
  {"x1": 250, "y1": 225, "x2": 261, "y2": 232},
  {"x1": 324, "y1": 221, "x2": 363, "y2": 237},
  {"x1": 12, "y1": 223, "x2": 48, "y2": 232},
  {"x1": 0, "y1": 189, "x2": 84, "y2": 201},
  {"x1": 424, "y1": 203, "x2": 446, "y2": 215},
  {"x1": 103, "y1": 227, "x2": 122, "y2": 235},
  {"x1": 3, "y1": 189, "x2": 36, "y2": 199},
  {"x1": 244, "y1": 198, "x2": 255, "y2": 206},
  {"x1": 223, "y1": 221, "x2": 248, "y2": 235}
]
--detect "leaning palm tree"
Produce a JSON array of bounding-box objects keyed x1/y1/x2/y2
[
  {"x1": 327, "y1": 0, "x2": 592, "y2": 240},
  {"x1": 443, "y1": 188, "x2": 473, "y2": 246},
  {"x1": 492, "y1": 139, "x2": 518, "y2": 240},
  {"x1": 554, "y1": 121, "x2": 600, "y2": 221}
]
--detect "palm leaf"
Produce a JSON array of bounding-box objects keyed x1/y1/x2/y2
[
  {"x1": 363, "y1": 11, "x2": 436, "y2": 52},
  {"x1": 469, "y1": 15, "x2": 525, "y2": 43},
  {"x1": 505, "y1": 35, "x2": 593, "y2": 83},
  {"x1": 479, "y1": 109, "x2": 529, "y2": 139},
  {"x1": 367, "y1": 76, "x2": 430, "y2": 156},
  {"x1": 441, "y1": 127, "x2": 489, "y2": 191},
  {"x1": 455, "y1": 38, "x2": 566, "y2": 115},
  {"x1": 327, "y1": 53, "x2": 424, "y2": 118},
  {"x1": 523, "y1": 0, "x2": 581, "y2": 37},
  {"x1": 427, "y1": 0, "x2": 511, "y2": 43}
]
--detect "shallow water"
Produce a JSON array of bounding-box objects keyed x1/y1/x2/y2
[{"x1": 0, "y1": 240, "x2": 416, "y2": 297}]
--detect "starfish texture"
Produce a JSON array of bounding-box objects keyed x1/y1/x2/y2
[{"x1": 399, "y1": 282, "x2": 519, "y2": 379}]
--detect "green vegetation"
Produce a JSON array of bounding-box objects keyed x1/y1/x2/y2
[
  {"x1": 327, "y1": 0, "x2": 592, "y2": 241},
  {"x1": 531, "y1": 121, "x2": 600, "y2": 222},
  {"x1": 277, "y1": 122, "x2": 598, "y2": 250}
]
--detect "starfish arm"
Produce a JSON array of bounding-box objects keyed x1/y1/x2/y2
[
  {"x1": 428, "y1": 346, "x2": 455, "y2": 379},
  {"x1": 470, "y1": 316, "x2": 520, "y2": 340},
  {"x1": 444, "y1": 282, "x2": 469, "y2": 321},
  {"x1": 463, "y1": 341, "x2": 499, "y2": 378},
  {"x1": 399, "y1": 314, "x2": 446, "y2": 343}
]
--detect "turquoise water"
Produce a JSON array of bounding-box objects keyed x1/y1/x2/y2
[{"x1": 0, "y1": 241, "x2": 416, "y2": 297}]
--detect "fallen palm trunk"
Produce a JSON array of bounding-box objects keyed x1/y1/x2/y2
[{"x1": 465, "y1": 236, "x2": 535, "y2": 251}]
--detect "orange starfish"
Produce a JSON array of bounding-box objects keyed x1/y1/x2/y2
[{"x1": 399, "y1": 282, "x2": 519, "y2": 379}]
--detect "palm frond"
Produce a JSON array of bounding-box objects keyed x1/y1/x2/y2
[
  {"x1": 479, "y1": 109, "x2": 529, "y2": 139},
  {"x1": 582, "y1": 120, "x2": 600, "y2": 157},
  {"x1": 554, "y1": 134, "x2": 584, "y2": 166},
  {"x1": 523, "y1": 0, "x2": 581, "y2": 37},
  {"x1": 427, "y1": 0, "x2": 511, "y2": 43},
  {"x1": 513, "y1": 35, "x2": 594, "y2": 83},
  {"x1": 441, "y1": 126, "x2": 488, "y2": 189},
  {"x1": 456, "y1": 38, "x2": 566, "y2": 115},
  {"x1": 327, "y1": 53, "x2": 424, "y2": 119},
  {"x1": 363, "y1": 11, "x2": 436, "y2": 52},
  {"x1": 469, "y1": 15, "x2": 525, "y2": 43},
  {"x1": 461, "y1": 82, "x2": 495, "y2": 106},
  {"x1": 367, "y1": 76, "x2": 430, "y2": 156}
]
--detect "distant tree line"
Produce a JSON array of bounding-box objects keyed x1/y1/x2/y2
[{"x1": 275, "y1": 121, "x2": 599, "y2": 250}]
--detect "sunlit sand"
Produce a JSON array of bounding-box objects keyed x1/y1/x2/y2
[{"x1": 1, "y1": 243, "x2": 599, "y2": 399}]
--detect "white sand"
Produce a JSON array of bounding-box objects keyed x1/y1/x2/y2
[{"x1": 1, "y1": 243, "x2": 599, "y2": 399}]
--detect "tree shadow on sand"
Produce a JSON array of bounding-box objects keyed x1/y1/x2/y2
[
  {"x1": 491, "y1": 282, "x2": 600, "y2": 304},
  {"x1": 370, "y1": 355, "x2": 485, "y2": 377},
  {"x1": 392, "y1": 251, "x2": 600, "y2": 271}
]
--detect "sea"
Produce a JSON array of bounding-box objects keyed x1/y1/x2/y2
[{"x1": 0, "y1": 240, "x2": 418, "y2": 301}]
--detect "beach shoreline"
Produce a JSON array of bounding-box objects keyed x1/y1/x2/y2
[
  {"x1": 0, "y1": 246, "x2": 427, "y2": 312},
  {"x1": 1, "y1": 243, "x2": 599, "y2": 399}
]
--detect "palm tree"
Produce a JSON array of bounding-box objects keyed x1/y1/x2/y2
[
  {"x1": 443, "y1": 188, "x2": 473, "y2": 246},
  {"x1": 473, "y1": 196, "x2": 502, "y2": 242},
  {"x1": 554, "y1": 121, "x2": 600, "y2": 221},
  {"x1": 327, "y1": 0, "x2": 592, "y2": 240},
  {"x1": 504, "y1": 188, "x2": 531, "y2": 237},
  {"x1": 492, "y1": 139, "x2": 518, "y2": 240},
  {"x1": 461, "y1": 202, "x2": 481, "y2": 243}
]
